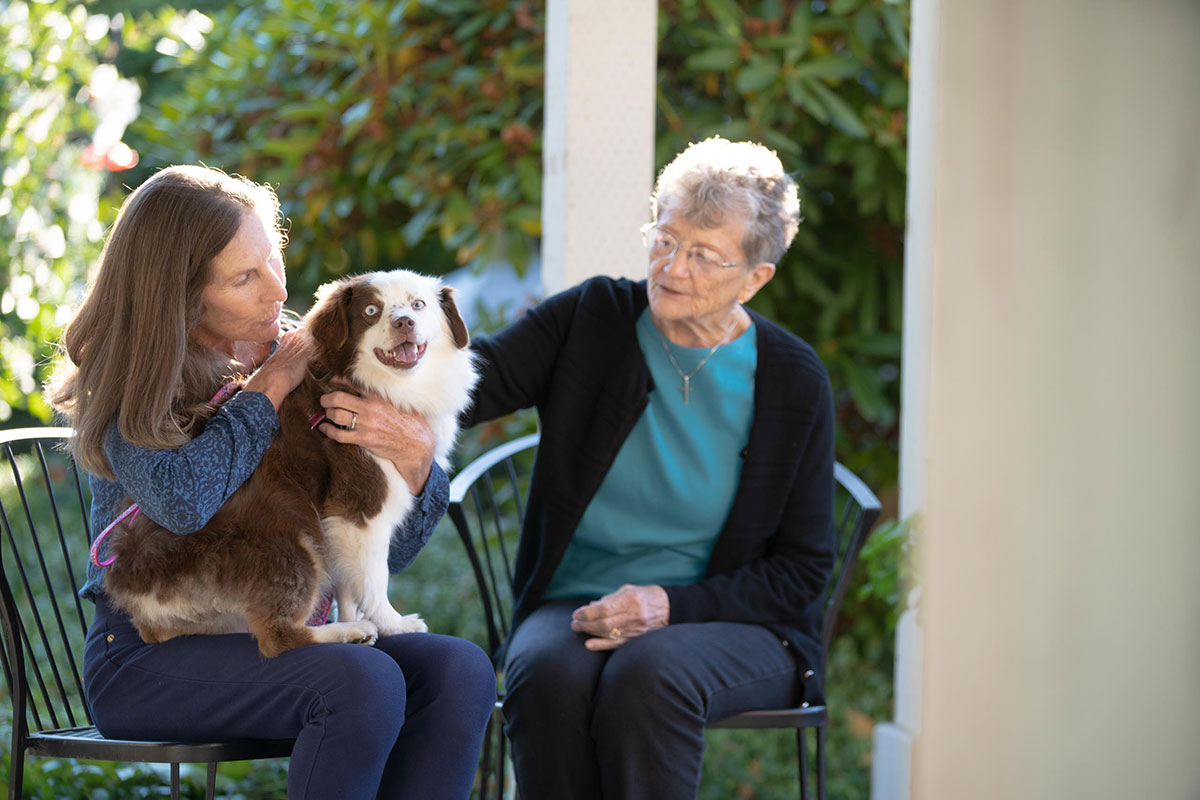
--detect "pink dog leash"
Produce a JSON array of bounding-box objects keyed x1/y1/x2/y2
[
  {"x1": 88, "y1": 504, "x2": 140, "y2": 567},
  {"x1": 307, "y1": 592, "x2": 334, "y2": 626}
]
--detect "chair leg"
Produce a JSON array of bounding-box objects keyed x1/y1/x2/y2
[
  {"x1": 9, "y1": 752, "x2": 24, "y2": 800},
  {"x1": 206, "y1": 761, "x2": 218, "y2": 800},
  {"x1": 797, "y1": 727, "x2": 809, "y2": 800},
  {"x1": 497, "y1": 724, "x2": 509, "y2": 800},
  {"x1": 481, "y1": 714, "x2": 494, "y2": 798},
  {"x1": 170, "y1": 762, "x2": 181, "y2": 800},
  {"x1": 816, "y1": 726, "x2": 827, "y2": 800}
]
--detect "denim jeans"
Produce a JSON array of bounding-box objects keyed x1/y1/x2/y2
[{"x1": 84, "y1": 595, "x2": 496, "y2": 800}]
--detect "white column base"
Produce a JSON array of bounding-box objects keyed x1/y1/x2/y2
[
  {"x1": 871, "y1": 598, "x2": 921, "y2": 800},
  {"x1": 871, "y1": 723, "x2": 913, "y2": 800}
]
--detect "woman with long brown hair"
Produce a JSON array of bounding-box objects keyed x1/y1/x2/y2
[{"x1": 48, "y1": 165, "x2": 495, "y2": 799}]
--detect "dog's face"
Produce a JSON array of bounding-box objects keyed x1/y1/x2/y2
[{"x1": 307, "y1": 270, "x2": 469, "y2": 391}]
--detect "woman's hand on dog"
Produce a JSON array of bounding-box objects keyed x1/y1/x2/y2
[
  {"x1": 245, "y1": 329, "x2": 315, "y2": 410},
  {"x1": 570, "y1": 584, "x2": 671, "y2": 651},
  {"x1": 318, "y1": 390, "x2": 436, "y2": 495}
]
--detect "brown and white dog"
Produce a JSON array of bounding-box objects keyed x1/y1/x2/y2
[{"x1": 102, "y1": 270, "x2": 478, "y2": 657}]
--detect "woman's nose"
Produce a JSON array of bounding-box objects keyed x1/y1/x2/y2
[
  {"x1": 662, "y1": 246, "x2": 691, "y2": 277},
  {"x1": 266, "y1": 262, "x2": 288, "y2": 303}
]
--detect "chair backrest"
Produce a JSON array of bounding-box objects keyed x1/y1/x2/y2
[
  {"x1": 823, "y1": 463, "x2": 883, "y2": 663},
  {"x1": 447, "y1": 432, "x2": 884, "y2": 670},
  {"x1": 0, "y1": 427, "x2": 95, "y2": 738},
  {"x1": 447, "y1": 433, "x2": 539, "y2": 665}
]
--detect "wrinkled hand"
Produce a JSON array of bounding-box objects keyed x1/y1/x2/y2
[
  {"x1": 571, "y1": 584, "x2": 670, "y2": 651},
  {"x1": 318, "y1": 389, "x2": 436, "y2": 495},
  {"x1": 244, "y1": 329, "x2": 314, "y2": 410}
]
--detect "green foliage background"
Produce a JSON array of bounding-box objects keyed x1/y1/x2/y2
[
  {"x1": 1, "y1": 0, "x2": 909, "y2": 797},
  {"x1": 4, "y1": 0, "x2": 905, "y2": 492},
  {"x1": 0, "y1": 2, "x2": 107, "y2": 426}
]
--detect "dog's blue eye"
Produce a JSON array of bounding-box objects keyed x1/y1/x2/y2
[
  {"x1": 365, "y1": 304, "x2": 379, "y2": 316},
  {"x1": 412, "y1": 300, "x2": 426, "y2": 311}
]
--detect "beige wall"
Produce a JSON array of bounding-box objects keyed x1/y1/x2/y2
[{"x1": 912, "y1": 1, "x2": 1200, "y2": 798}]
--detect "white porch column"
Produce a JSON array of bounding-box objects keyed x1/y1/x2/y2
[
  {"x1": 881, "y1": 1, "x2": 1200, "y2": 799},
  {"x1": 541, "y1": 0, "x2": 658, "y2": 294},
  {"x1": 869, "y1": 0, "x2": 939, "y2": 794}
]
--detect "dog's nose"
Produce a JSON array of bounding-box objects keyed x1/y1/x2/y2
[{"x1": 392, "y1": 315, "x2": 415, "y2": 330}]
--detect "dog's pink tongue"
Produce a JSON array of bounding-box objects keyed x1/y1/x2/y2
[{"x1": 395, "y1": 342, "x2": 419, "y2": 364}]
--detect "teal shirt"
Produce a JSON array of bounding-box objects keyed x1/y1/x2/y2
[{"x1": 544, "y1": 310, "x2": 757, "y2": 601}]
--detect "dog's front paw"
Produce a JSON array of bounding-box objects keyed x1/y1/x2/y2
[
  {"x1": 375, "y1": 612, "x2": 428, "y2": 637},
  {"x1": 347, "y1": 619, "x2": 380, "y2": 645},
  {"x1": 314, "y1": 620, "x2": 379, "y2": 646}
]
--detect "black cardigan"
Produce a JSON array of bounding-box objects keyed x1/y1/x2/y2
[{"x1": 464, "y1": 277, "x2": 836, "y2": 702}]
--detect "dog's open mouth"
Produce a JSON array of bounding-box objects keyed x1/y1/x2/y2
[{"x1": 375, "y1": 342, "x2": 426, "y2": 369}]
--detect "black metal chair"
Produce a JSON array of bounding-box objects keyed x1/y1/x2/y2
[
  {"x1": 0, "y1": 428, "x2": 294, "y2": 800},
  {"x1": 446, "y1": 433, "x2": 539, "y2": 800},
  {"x1": 706, "y1": 461, "x2": 882, "y2": 800},
  {"x1": 447, "y1": 432, "x2": 883, "y2": 800}
]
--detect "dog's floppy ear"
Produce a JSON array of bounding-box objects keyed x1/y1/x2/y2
[
  {"x1": 307, "y1": 279, "x2": 355, "y2": 352},
  {"x1": 439, "y1": 286, "x2": 470, "y2": 350}
]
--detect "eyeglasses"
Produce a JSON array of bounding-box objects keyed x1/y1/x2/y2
[{"x1": 642, "y1": 225, "x2": 744, "y2": 271}]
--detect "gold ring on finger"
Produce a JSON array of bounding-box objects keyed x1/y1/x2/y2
[{"x1": 609, "y1": 627, "x2": 621, "y2": 640}]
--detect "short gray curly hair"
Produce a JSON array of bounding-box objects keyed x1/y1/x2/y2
[{"x1": 650, "y1": 137, "x2": 800, "y2": 266}]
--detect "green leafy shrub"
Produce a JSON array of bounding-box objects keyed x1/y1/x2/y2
[
  {"x1": 124, "y1": 0, "x2": 906, "y2": 491},
  {"x1": 0, "y1": 1, "x2": 108, "y2": 426},
  {"x1": 5, "y1": 0, "x2": 907, "y2": 486},
  {"x1": 126, "y1": 0, "x2": 545, "y2": 303}
]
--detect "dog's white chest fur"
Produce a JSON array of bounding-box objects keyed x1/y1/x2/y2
[{"x1": 322, "y1": 455, "x2": 426, "y2": 636}]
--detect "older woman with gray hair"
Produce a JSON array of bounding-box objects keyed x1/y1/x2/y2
[{"x1": 463, "y1": 137, "x2": 835, "y2": 799}]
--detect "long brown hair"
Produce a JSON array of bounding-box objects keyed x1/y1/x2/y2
[{"x1": 46, "y1": 165, "x2": 284, "y2": 478}]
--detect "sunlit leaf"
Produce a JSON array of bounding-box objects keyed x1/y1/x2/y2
[
  {"x1": 792, "y1": 56, "x2": 861, "y2": 82},
  {"x1": 685, "y1": 48, "x2": 741, "y2": 71},
  {"x1": 881, "y1": 6, "x2": 910, "y2": 56},
  {"x1": 788, "y1": 76, "x2": 830, "y2": 123},
  {"x1": 402, "y1": 204, "x2": 439, "y2": 246},
  {"x1": 735, "y1": 57, "x2": 780, "y2": 94},
  {"x1": 806, "y1": 78, "x2": 870, "y2": 138},
  {"x1": 702, "y1": 0, "x2": 745, "y2": 38}
]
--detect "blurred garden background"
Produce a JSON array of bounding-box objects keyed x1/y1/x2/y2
[{"x1": 1, "y1": 0, "x2": 909, "y2": 797}]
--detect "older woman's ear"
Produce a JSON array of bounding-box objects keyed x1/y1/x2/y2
[{"x1": 740, "y1": 262, "x2": 777, "y2": 305}]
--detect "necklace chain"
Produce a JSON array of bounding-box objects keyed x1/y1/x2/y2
[{"x1": 658, "y1": 316, "x2": 738, "y2": 405}]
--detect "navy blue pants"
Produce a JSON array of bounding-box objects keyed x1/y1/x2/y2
[
  {"x1": 83, "y1": 596, "x2": 496, "y2": 799},
  {"x1": 502, "y1": 600, "x2": 808, "y2": 800}
]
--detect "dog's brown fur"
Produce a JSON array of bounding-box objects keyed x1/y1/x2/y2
[{"x1": 103, "y1": 276, "x2": 467, "y2": 657}]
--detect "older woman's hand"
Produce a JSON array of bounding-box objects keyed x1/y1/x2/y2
[
  {"x1": 244, "y1": 329, "x2": 314, "y2": 410},
  {"x1": 317, "y1": 389, "x2": 436, "y2": 495},
  {"x1": 571, "y1": 584, "x2": 670, "y2": 651}
]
